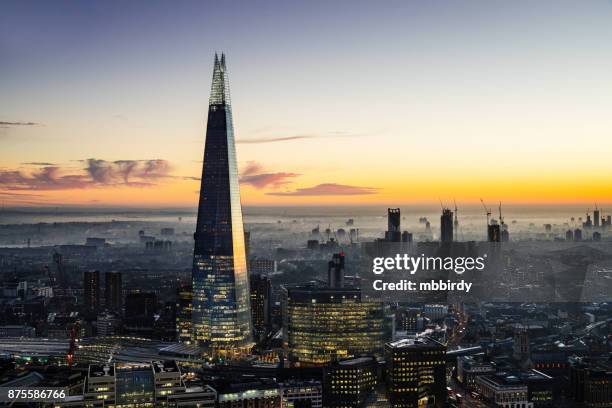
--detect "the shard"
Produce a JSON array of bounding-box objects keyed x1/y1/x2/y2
[{"x1": 192, "y1": 53, "x2": 252, "y2": 351}]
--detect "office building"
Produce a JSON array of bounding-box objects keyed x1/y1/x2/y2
[
  {"x1": 327, "y1": 252, "x2": 345, "y2": 289},
  {"x1": 104, "y1": 271, "x2": 122, "y2": 313},
  {"x1": 54, "y1": 361, "x2": 217, "y2": 407},
  {"x1": 282, "y1": 283, "x2": 385, "y2": 366},
  {"x1": 475, "y1": 374, "x2": 533, "y2": 408},
  {"x1": 280, "y1": 380, "x2": 323, "y2": 408},
  {"x1": 83, "y1": 270, "x2": 100, "y2": 313},
  {"x1": 324, "y1": 356, "x2": 377, "y2": 408},
  {"x1": 385, "y1": 208, "x2": 401, "y2": 242},
  {"x1": 250, "y1": 274, "x2": 272, "y2": 340},
  {"x1": 488, "y1": 224, "x2": 501, "y2": 243},
  {"x1": 385, "y1": 337, "x2": 446, "y2": 408},
  {"x1": 440, "y1": 208, "x2": 453, "y2": 243},
  {"x1": 191, "y1": 53, "x2": 252, "y2": 352},
  {"x1": 176, "y1": 284, "x2": 193, "y2": 344},
  {"x1": 250, "y1": 258, "x2": 277, "y2": 275}
]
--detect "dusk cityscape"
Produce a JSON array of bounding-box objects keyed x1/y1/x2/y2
[{"x1": 1, "y1": 1, "x2": 611, "y2": 407}]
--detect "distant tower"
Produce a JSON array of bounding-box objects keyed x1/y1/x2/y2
[
  {"x1": 487, "y1": 224, "x2": 501, "y2": 242},
  {"x1": 574, "y1": 228, "x2": 582, "y2": 241},
  {"x1": 385, "y1": 208, "x2": 401, "y2": 242},
  {"x1": 453, "y1": 200, "x2": 459, "y2": 240},
  {"x1": 440, "y1": 208, "x2": 454, "y2": 243},
  {"x1": 104, "y1": 272, "x2": 122, "y2": 313},
  {"x1": 565, "y1": 230, "x2": 574, "y2": 241},
  {"x1": 191, "y1": 53, "x2": 252, "y2": 350},
  {"x1": 51, "y1": 252, "x2": 64, "y2": 288},
  {"x1": 83, "y1": 270, "x2": 100, "y2": 313},
  {"x1": 594, "y1": 206, "x2": 600, "y2": 228},
  {"x1": 328, "y1": 252, "x2": 346, "y2": 289},
  {"x1": 513, "y1": 328, "x2": 533, "y2": 369}
]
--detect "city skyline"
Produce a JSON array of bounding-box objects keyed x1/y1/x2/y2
[{"x1": 2, "y1": 1, "x2": 612, "y2": 207}]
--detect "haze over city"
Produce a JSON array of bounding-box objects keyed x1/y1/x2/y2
[{"x1": 3, "y1": 0, "x2": 612, "y2": 207}]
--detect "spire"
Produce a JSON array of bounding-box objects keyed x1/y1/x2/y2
[{"x1": 209, "y1": 52, "x2": 231, "y2": 106}]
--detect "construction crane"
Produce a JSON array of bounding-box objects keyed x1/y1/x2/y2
[{"x1": 480, "y1": 198, "x2": 491, "y2": 226}]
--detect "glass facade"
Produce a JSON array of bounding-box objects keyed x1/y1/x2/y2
[
  {"x1": 384, "y1": 338, "x2": 446, "y2": 408},
  {"x1": 282, "y1": 284, "x2": 385, "y2": 366},
  {"x1": 192, "y1": 53, "x2": 252, "y2": 349}
]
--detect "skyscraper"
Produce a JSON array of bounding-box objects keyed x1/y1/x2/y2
[
  {"x1": 440, "y1": 208, "x2": 453, "y2": 243},
  {"x1": 192, "y1": 53, "x2": 252, "y2": 352},
  {"x1": 104, "y1": 271, "x2": 122, "y2": 313},
  {"x1": 83, "y1": 270, "x2": 100, "y2": 313},
  {"x1": 385, "y1": 337, "x2": 446, "y2": 408},
  {"x1": 385, "y1": 208, "x2": 401, "y2": 242}
]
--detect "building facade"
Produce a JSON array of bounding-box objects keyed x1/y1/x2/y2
[{"x1": 191, "y1": 53, "x2": 252, "y2": 352}]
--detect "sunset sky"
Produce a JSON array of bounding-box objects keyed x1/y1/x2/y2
[{"x1": 2, "y1": 0, "x2": 612, "y2": 207}]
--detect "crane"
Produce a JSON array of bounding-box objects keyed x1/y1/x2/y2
[
  {"x1": 480, "y1": 198, "x2": 491, "y2": 226},
  {"x1": 498, "y1": 201, "x2": 505, "y2": 227}
]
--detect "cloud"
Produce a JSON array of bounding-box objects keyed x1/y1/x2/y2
[
  {"x1": 0, "y1": 159, "x2": 172, "y2": 191},
  {"x1": 239, "y1": 161, "x2": 299, "y2": 189},
  {"x1": 20, "y1": 162, "x2": 56, "y2": 166},
  {"x1": 237, "y1": 135, "x2": 315, "y2": 144},
  {"x1": 0, "y1": 121, "x2": 41, "y2": 126},
  {"x1": 267, "y1": 183, "x2": 379, "y2": 196},
  {"x1": 237, "y1": 129, "x2": 384, "y2": 144}
]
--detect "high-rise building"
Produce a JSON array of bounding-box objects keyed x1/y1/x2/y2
[
  {"x1": 385, "y1": 208, "x2": 401, "y2": 242},
  {"x1": 327, "y1": 252, "x2": 345, "y2": 289},
  {"x1": 192, "y1": 53, "x2": 252, "y2": 352},
  {"x1": 250, "y1": 274, "x2": 271, "y2": 341},
  {"x1": 488, "y1": 224, "x2": 501, "y2": 242},
  {"x1": 385, "y1": 337, "x2": 446, "y2": 408},
  {"x1": 83, "y1": 270, "x2": 100, "y2": 313},
  {"x1": 51, "y1": 252, "x2": 64, "y2": 288},
  {"x1": 104, "y1": 271, "x2": 122, "y2": 313},
  {"x1": 574, "y1": 228, "x2": 583, "y2": 241},
  {"x1": 594, "y1": 207, "x2": 600, "y2": 227},
  {"x1": 176, "y1": 284, "x2": 193, "y2": 344},
  {"x1": 281, "y1": 282, "x2": 386, "y2": 366},
  {"x1": 440, "y1": 208, "x2": 453, "y2": 243}
]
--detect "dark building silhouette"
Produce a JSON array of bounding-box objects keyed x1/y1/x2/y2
[
  {"x1": 191, "y1": 53, "x2": 252, "y2": 350},
  {"x1": 594, "y1": 207, "x2": 600, "y2": 227},
  {"x1": 125, "y1": 292, "x2": 157, "y2": 318},
  {"x1": 83, "y1": 270, "x2": 100, "y2": 313},
  {"x1": 104, "y1": 272, "x2": 122, "y2": 313},
  {"x1": 250, "y1": 274, "x2": 271, "y2": 341},
  {"x1": 327, "y1": 252, "x2": 345, "y2": 289},
  {"x1": 385, "y1": 208, "x2": 401, "y2": 242},
  {"x1": 566, "y1": 230, "x2": 574, "y2": 241},
  {"x1": 440, "y1": 208, "x2": 454, "y2": 243},
  {"x1": 51, "y1": 252, "x2": 65, "y2": 288},
  {"x1": 488, "y1": 224, "x2": 501, "y2": 242},
  {"x1": 574, "y1": 228, "x2": 583, "y2": 241}
]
